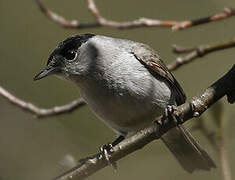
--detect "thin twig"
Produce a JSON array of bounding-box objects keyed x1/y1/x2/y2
[
  {"x1": 0, "y1": 86, "x2": 86, "y2": 118},
  {"x1": 35, "y1": 0, "x2": 235, "y2": 30},
  {"x1": 172, "y1": 44, "x2": 196, "y2": 54},
  {"x1": 172, "y1": 7, "x2": 235, "y2": 31},
  {"x1": 168, "y1": 38, "x2": 235, "y2": 71},
  {"x1": 54, "y1": 65, "x2": 235, "y2": 180}
]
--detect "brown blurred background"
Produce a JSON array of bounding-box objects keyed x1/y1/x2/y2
[{"x1": 0, "y1": 0, "x2": 235, "y2": 180}]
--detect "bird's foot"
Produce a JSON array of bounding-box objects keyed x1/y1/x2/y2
[
  {"x1": 158, "y1": 105, "x2": 182, "y2": 126},
  {"x1": 79, "y1": 143, "x2": 117, "y2": 170},
  {"x1": 100, "y1": 143, "x2": 113, "y2": 161},
  {"x1": 100, "y1": 143, "x2": 117, "y2": 170}
]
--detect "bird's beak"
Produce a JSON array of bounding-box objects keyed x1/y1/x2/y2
[{"x1": 33, "y1": 66, "x2": 60, "y2": 81}]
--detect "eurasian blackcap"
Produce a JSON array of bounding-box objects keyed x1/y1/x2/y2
[{"x1": 34, "y1": 34, "x2": 216, "y2": 173}]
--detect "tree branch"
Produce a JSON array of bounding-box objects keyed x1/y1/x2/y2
[
  {"x1": 35, "y1": 0, "x2": 235, "y2": 30},
  {"x1": 53, "y1": 65, "x2": 235, "y2": 180},
  {"x1": 168, "y1": 38, "x2": 235, "y2": 71},
  {"x1": 0, "y1": 85, "x2": 86, "y2": 118}
]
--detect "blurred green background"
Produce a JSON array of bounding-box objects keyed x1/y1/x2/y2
[{"x1": 0, "y1": 0, "x2": 235, "y2": 180}]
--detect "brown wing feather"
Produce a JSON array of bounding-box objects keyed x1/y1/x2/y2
[{"x1": 131, "y1": 44, "x2": 186, "y2": 105}]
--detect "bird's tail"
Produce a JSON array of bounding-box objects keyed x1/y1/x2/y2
[{"x1": 161, "y1": 125, "x2": 216, "y2": 173}]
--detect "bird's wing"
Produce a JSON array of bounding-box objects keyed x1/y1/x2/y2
[{"x1": 131, "y1": 44, "x2": 186, "y2": 105}]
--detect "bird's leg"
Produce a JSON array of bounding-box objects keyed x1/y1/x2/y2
[
  {"x1": 79, "y1": 136, "x2": 125, "y2": 165},
  {"x1": 100, "y1": 135, "x2": 125, "y2": 157},
  {"x1": 158, "y1": 105, "x2": 182, "y2": 125},
  {"x1": 111, "y1": 135, "x2": 125, "y2": 146},
  {"x1": 100, "y1": 135, "x2": 125, "y2": 169},
  {"x1": 79, "y1": 135, "x2": 125, "y2": 166}
]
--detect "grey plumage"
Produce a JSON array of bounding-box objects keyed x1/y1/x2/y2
[{"x1": 34, "y1": 34, "x2": 216, "y2": 173}]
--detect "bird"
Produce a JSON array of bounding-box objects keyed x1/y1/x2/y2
[{"x1": 34, "y1": 34, "x2": 216, "y2": 173}]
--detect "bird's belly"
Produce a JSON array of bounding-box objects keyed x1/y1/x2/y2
[
  {"x1": 81, "y1": 92, "x2": 164, "y2": 135},
  {"x1": 80, "y1": 77, "x2": 174, "y2": 135}
]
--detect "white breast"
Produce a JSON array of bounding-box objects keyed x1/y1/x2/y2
[{"x1": 77, "y1": 36, "x2": 175, "y2": 135}]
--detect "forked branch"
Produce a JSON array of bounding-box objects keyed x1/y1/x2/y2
[
  {"x1": 0, "y1": 86, "x2": 86, "y2": 118},
  {"x1": 168, "y1": 38, "x2": 235, "y2": 70},
  {"x1": 35, "y1": 0, "x2": 235, "y2": 30}
]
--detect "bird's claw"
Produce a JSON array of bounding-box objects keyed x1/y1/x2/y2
[
  {"x1": 100, "y1": 143, "x2": 113, "y2": 162},
  {"x1": 100, "y1": 143, "x2": 117, "y2": 170},
  {"x1": 158, "y1": 105, "x2": 181, "y2": 125}
]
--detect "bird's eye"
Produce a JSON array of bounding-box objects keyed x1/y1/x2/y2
[{"x1": 65, "y1": 50, "x2": 77, "y2": 61}]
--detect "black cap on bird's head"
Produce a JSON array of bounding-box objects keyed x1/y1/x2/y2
[{"x1": 34, "y1": 33, "x2": 95, "y2": 81}]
